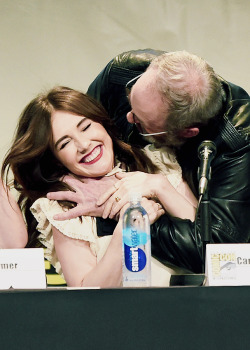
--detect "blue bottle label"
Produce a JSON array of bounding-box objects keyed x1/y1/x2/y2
[
  {"x1": 124, "y1": 244, "x2": 147, "y2": 272},
  {"x1": 123, "y1": 228, "x2": 149, "y2": 247},
  {"x1": 123, "y1": 227, "x2": 149, "y2": 272}
]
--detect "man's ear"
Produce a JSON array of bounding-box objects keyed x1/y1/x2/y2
[{"x1": 179, "y1": 127, "x2": 199, "y2": 138}]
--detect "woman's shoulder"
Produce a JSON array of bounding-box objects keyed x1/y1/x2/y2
[{"x1": 30, "y1": 197, "x2": 97, "y2": 243}]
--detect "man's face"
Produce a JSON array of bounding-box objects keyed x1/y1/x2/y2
[
  {"x1": 126, "y1": 68, "x2": 168, "y2": 144},
  {"x1": 126, "y1": 68, "x2": 187, "y2": 147}
]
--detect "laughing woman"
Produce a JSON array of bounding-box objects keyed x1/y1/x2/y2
[{"x1": 1, "y1": 86, "x2": 197, "y2": 287}]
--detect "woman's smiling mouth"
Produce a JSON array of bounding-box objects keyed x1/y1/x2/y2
[{"x1": 80, "y1": 146, "x2": 103, "y2": 164}]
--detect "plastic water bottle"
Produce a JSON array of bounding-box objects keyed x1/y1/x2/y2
[{"x1": 122, "y1": 192, "x2": 151, "y2": 287}]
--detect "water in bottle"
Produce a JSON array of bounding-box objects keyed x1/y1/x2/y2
[{"x1": 122, "y1": 192, "x2": 151, "y2": 287}]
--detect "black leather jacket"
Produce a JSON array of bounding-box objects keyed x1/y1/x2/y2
[{"x1": 87, "y1": 49, "x2": 250, "y2": 273}]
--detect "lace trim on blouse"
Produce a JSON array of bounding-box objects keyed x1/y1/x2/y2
[{"x1": 30, "y1": 198, "x2": 112, "y2": 277}]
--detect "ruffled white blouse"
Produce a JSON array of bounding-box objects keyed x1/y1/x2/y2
[{"x1": 30, "y1": 145, "x2": 182, "y2": 287}]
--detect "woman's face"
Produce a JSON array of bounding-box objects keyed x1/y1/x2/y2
[{"x1": 51, "y1": 111, "x2": 114, "y2": 177}]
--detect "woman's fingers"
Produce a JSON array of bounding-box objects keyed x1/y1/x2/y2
[
  {"x1": 96, "y1": 182, "x2": 120, "y2": 206},
  {"x1": 140, "y1": 198, "x2": 165, "y2": 224},
  {"x1": 102, "y1": 193, "x2": 127, "y2": 219},
  {"x1": 115, "y1": 172, "x2": 136, "y2": 179},
  {"x1": 99, "y1": 172, "x2": 158, "y2": 219}
]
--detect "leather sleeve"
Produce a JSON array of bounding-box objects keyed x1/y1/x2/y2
[
  {"x1": 87, "y1": 48, "x2": 166, "y2": 99},
  {"x1": 151, "y1": 143, "x2": 250, "y2": 273},
  {"x1": 88, "y1": 49, "x2": 250, "y2": 274}
]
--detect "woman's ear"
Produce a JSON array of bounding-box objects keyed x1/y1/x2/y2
[{"x1": 179, "y1": 127, "x2": 199, "y2": 138}]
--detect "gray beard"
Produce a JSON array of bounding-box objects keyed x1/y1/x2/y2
[{"x1": 143, "y1": 133, "x2": 186, "y2": 149}]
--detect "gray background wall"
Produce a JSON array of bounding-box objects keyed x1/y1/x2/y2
[{"x1": 1, "y1": 0, "x2": 249, "y2": 163}]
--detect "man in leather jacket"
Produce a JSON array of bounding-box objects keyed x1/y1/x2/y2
[{"x1": 85, "y1": 49, "x2": 250, "y2": 273}]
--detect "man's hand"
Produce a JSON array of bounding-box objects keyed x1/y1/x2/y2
[{"x1": 47, "y1": 175, "x2": 119, "y2": 220}]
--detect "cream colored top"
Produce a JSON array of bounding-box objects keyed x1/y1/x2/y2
[{"x1": 31, "y1": 145, "x2": 182, "y2": 287}]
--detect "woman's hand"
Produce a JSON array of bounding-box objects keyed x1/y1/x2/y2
[
  {"x1": 97, "y1": 171, "x2": 197, "y2": 222},
  {"x1": 114, "y1": 197, "x2": 165, "y2": 225},
  {"x1": 97, "y1": 171, "x2": 163, "y2": 219},
  {"x1": 140, "y1": 197, "x2": 165, "y2": 224}
]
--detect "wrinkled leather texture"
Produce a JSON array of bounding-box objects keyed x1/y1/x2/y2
[{"x1": 88, "y1": 49, "x2": 250, "y2": 273}]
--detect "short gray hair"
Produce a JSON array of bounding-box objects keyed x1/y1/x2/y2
[{"x1": 149, "y1": 51, "x2": 223, "y2": 132}]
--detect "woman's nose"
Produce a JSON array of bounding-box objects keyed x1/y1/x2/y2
[{"x1": 75, "y1": 138, "x2": 90, "y2": 152}]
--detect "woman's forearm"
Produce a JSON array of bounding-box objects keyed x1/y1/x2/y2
[
  {"x1": 80, "y1": 221, "x2": 123, "y2": 288},
  {"x1": 0, "y1": 181, "x2": 28, "y2": 248},
  {"x1": 153, "y1": 174, "x2": 197, "y2": 221},
  {"x1": 53, "y1": 219, "x2": 123, "y2": 288}
]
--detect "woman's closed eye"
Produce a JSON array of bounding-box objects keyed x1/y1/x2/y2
[
  {"x1": 59, "y1": 139, "x2": 71, "y2": 150},
  {"x1": 81, "y1": 123, "x2": 91, "y2": 132},
  {"x1": 56, "y1": 121, "x2": 91, "y2": 151}
]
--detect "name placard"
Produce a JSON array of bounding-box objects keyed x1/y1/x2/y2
[
  {"x1": 0, "y1": 248, "x2": 46, "y2": 289},
  {"x1": 205, "y1": 244, "x2": 250, "y2": 286}
]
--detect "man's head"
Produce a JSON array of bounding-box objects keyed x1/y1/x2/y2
[{"x1": 126, "y1": 50, "x2": 223, "y2": 147}]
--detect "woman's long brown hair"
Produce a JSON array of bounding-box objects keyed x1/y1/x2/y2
[{"x1": 1, "y1": 86, "x2": 158, "y2": 247}]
